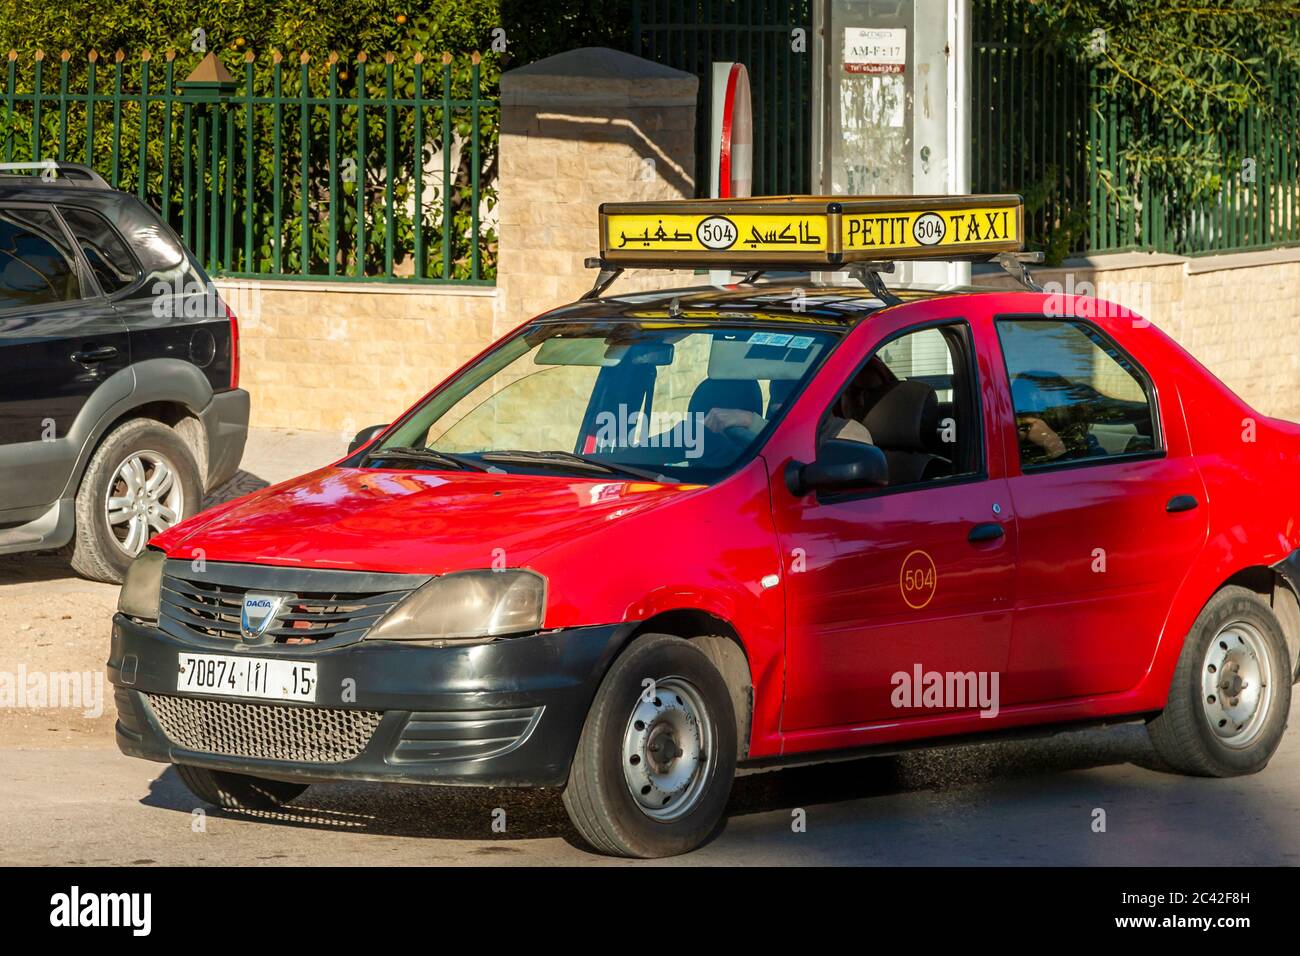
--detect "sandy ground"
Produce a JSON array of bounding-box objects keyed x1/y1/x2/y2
[{"x1": 0, "y1": 427, "x2": 349, "y2": 750}]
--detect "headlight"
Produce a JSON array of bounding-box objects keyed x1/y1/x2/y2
[
  {"x1": 118, "y1": 548, "x2": 166, "y2": 623},
  {"x1": 366, "y1": 569, "x2": 547, "y2": 643}
]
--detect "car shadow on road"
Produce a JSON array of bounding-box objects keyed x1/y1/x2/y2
[
  {"x1": 201, "y1": 469, "x2": 270, "y2": 510},
  {"x1": 728, "y1": 721, "x2": 1167, "y2": 818},
  {"x1": 137, "y1": 721, "x2": 1168, "y2": 851}
]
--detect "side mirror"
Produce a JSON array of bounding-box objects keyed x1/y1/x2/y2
[
  {"x1": 785, "y1": 439, "x2": 889, "y2": 496},
  {"x1": 348, "y1": 423, "x2": 390, "y2": 454}
]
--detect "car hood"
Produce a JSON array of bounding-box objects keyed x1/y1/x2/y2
[{"x1": 156, "y1": 466, "x2": 699, "y2": 574}]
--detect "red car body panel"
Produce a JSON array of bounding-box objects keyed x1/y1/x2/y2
[{"x1": 149, "y1": 287, "x2": 1300, "y2": 764}]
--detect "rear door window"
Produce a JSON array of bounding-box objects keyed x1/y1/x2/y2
[
  {"x1": 996, "y1": 318, "x2": 1159, "y2": 468},
  {"x1": 0, "y1": 206, "x2": 82, "y2": 309},
  {"x1": 58, "y1": 205, "x2": 140, "y2": 295}
]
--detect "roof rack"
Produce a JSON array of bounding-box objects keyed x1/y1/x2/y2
[
  {"x1": 0, "y1": 162, "x2": 110, "y2": 188},
  {"x1": 584, "y1": 194, "x2": 1043, "y2": 299}
]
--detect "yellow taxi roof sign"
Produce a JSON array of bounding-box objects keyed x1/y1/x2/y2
[{"x1": 599, "y1": 194, "x2": 1024, "y2": 267}]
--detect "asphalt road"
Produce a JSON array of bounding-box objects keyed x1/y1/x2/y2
[{"x1": 4, "y1": 710, "x2": 1300, "y2": 866}]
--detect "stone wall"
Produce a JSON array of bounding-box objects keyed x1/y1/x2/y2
[
  {"x1": 221, "y1": 279, "x2": 497, "y2": 437},
  {"x1": 975, "y1": 248, "x2": 1300, "y2": 423},
  {"x1": 494, "y1": 47, "x2": 700, "y2": 335}
]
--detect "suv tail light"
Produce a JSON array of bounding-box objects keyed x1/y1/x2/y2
[{"x1": 225, "y1": 301, "x2": 240, "y2": 389}]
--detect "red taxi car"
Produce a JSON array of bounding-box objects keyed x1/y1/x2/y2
[{"x1": 108, "y1": 196, "x2": 1300, "y2": 857}]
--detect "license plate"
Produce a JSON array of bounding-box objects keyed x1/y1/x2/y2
[{"x1": 176, "y1": 653, "x2": 318, "y2": 702}]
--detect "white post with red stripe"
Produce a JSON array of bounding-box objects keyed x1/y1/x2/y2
[{"x1": 708, "y1": 62, "x2": 753, "y2": 285}]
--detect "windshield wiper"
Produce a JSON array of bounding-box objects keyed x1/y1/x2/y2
[
  {"x1": 479, "y1": 450, "x2": 669, "y2": 482},
  {"x1": 363, "y1": 445, "x2": 487, "y2": 472}
]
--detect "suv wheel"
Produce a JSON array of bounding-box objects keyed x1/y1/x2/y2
[
  {"x1": 68, "y1": 417, "x2": 202, "y2": 583},
  {"x1": 562, "y1": 633, "x2": 737, "y2": 857},
  {"x1": 175, "y1": 765, "x2": 308, "y2": 811},
  {"x1": 1147, "y1": 585, "x2": 1292, "y2": 776}
]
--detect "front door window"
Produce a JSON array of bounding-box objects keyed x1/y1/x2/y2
[{"x1": 776, "y1": 320, "x2": 1014, "y2": 733}]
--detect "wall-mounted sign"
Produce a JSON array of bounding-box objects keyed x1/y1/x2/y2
[{"x1": 843, "y1": 27, "x2": 907, "y2": 75}]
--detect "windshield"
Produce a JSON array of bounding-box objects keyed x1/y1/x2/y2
[{"x1": 369, "y1": 320, "x2": 840, "y2": 483}]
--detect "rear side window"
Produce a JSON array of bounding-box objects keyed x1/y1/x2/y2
[
  {"x1": 0, "y1": 206, "x2": 81, "y2": 309},
  {"x1": 997, "y1": 318, "x2": 1158, "y2": 469},
  {"x1": 58, "y1": 205, "x2": 140, "y2": 294}
]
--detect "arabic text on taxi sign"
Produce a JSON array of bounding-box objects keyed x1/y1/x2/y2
[{"x1": 598, "y1": 195, "x2": 1024, "y2": 264}]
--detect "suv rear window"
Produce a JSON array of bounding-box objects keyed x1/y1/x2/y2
[
  {"x1": 59, "y1": 205, "x2": 140, "y2": 294},
  {"x1": 0, "y1": 206, "x2": 81, "y2": 309}
]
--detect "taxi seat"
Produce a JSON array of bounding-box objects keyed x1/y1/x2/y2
[
  {"x1": 864, "y1": 380, "x2": 949, "y2": 485},
  {"x1": 688, "y1": 378, "x2": 762, "y2": 420},
  {"x1": 765, "y1": 379, "x2": 798, "y2": 417}
]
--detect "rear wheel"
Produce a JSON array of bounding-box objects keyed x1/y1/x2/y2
[
  {"x1": 175, "y1": 765, "x2": 308, "y2": 811},
  {"x1": 1148, "y1": 586, "x2": 1292, "y2": 776},
  {"x1": 68, "y1": 418, "x2": 202, "y2": 583},
  {"x1": 562, "y1": 633, "x2": 737, "y2": 857}
]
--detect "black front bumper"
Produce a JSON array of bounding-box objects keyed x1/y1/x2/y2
[{"x1": 108, "y1": 614, "x2": 629, "y2": 788}]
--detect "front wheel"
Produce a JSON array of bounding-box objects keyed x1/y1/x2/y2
[
  {"x1": 562, "y1": 633, "x2": 737, "y2": 857},
  {"x1": 1147, "y1": 585, "x2": 1292, "y2": 777}
]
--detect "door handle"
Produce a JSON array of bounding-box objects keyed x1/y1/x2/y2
[
  {"x1": 71, "y1": 345, "x2": 118, "y2": 364},
  {"x1": 968, "y1": 522, "x2": 1005, "y2": 543},
  {"x1": 1166, "y1": 494, "x2": 1199, "y2": 513}
]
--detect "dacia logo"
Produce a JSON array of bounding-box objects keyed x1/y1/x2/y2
[{"x1": 240, "y1": 592, "x2": 290, "y2": 642}]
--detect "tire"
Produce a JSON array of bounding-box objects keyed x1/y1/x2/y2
[
  {"x1": 1147, "y1": 585, "x2": 1292, "y2": 777},
  {"x1": 175, "y1": 764, "x2": 308, "y2": 811},
  {"x1": 67, "y1": 417, "x2": 203, "y2": 583},
  {"x1": 562, "y1": 633, "x2": 737, "y2": 858}
]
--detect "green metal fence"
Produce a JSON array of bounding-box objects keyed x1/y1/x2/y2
[
  {"x1": 972, "y1": 0, "x2": 1300, "y2": 259},
  {"x1": 0, "y1": 48, "x2": 497, "y2": 284},
  {"x1": 971, "y1": 1, "x2": 1091, "y2": 261},
  {"x1": 1095, "y1": 67, "x2": 1300, "y2": 257},
  {"x1": 632, "y1": 0, "x2": 812, "y2": 196}
]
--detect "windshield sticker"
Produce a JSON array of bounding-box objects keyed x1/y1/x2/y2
[{"x1": 749, "y1": 332, "x2": 793, "y2": 347}]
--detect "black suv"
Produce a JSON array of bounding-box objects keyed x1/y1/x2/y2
[{"x1": 0, "y1": 163, "x2": 247, "y2": 582}]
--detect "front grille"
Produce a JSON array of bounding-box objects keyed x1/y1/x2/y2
[
  {"x1": 390, "y1": 706, "x2": 543, "y2": 763},
  {"x1": 158, "y1": 562, "x2": 426, "y2": 646},
  {"x1": 145, "y1": 693, "x2": 382, "y2": 763}
]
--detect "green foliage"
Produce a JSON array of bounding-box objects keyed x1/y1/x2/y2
[
  {"x1": 1022, "y1": 165, "x2": 1089, "y2": 265},
  {"x1": 0, "y1": 0, "x2": 496, "y2": 66},
  {"x1": 0, "y1": 1, "x2": 502, "y2": 282},
  {"x1": 499, "y1": 0, "x2": 634, "y2": 66},
  {"x1": 1031, "y1": 0, "x2": 1300, "y2": 200}
]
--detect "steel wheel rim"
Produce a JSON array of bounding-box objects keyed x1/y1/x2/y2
[
  {"x1": 621, "y1": 676, "x2": 713, "y2": 822},
  {"x1": 105, "y1": 449, "x2": 185, "y2": 556},
  {"x1": 1201, "y1": 620, "x2": 1273, "y2": 748}
]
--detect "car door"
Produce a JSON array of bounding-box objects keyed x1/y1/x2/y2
[
  {"x1": 0, "y1": 202, "x2": 129, "y2": 511},
  {"x1": 993, "y1": 315, "x2": 1209, "y2": 704},
  {"x1": 768, "y1": 311, "x2": 1018, "y2": 734}
]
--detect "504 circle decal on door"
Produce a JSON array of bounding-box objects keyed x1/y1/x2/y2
[{"x1": 900, "y1": 549, "x2": 937, "y2": 608}]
